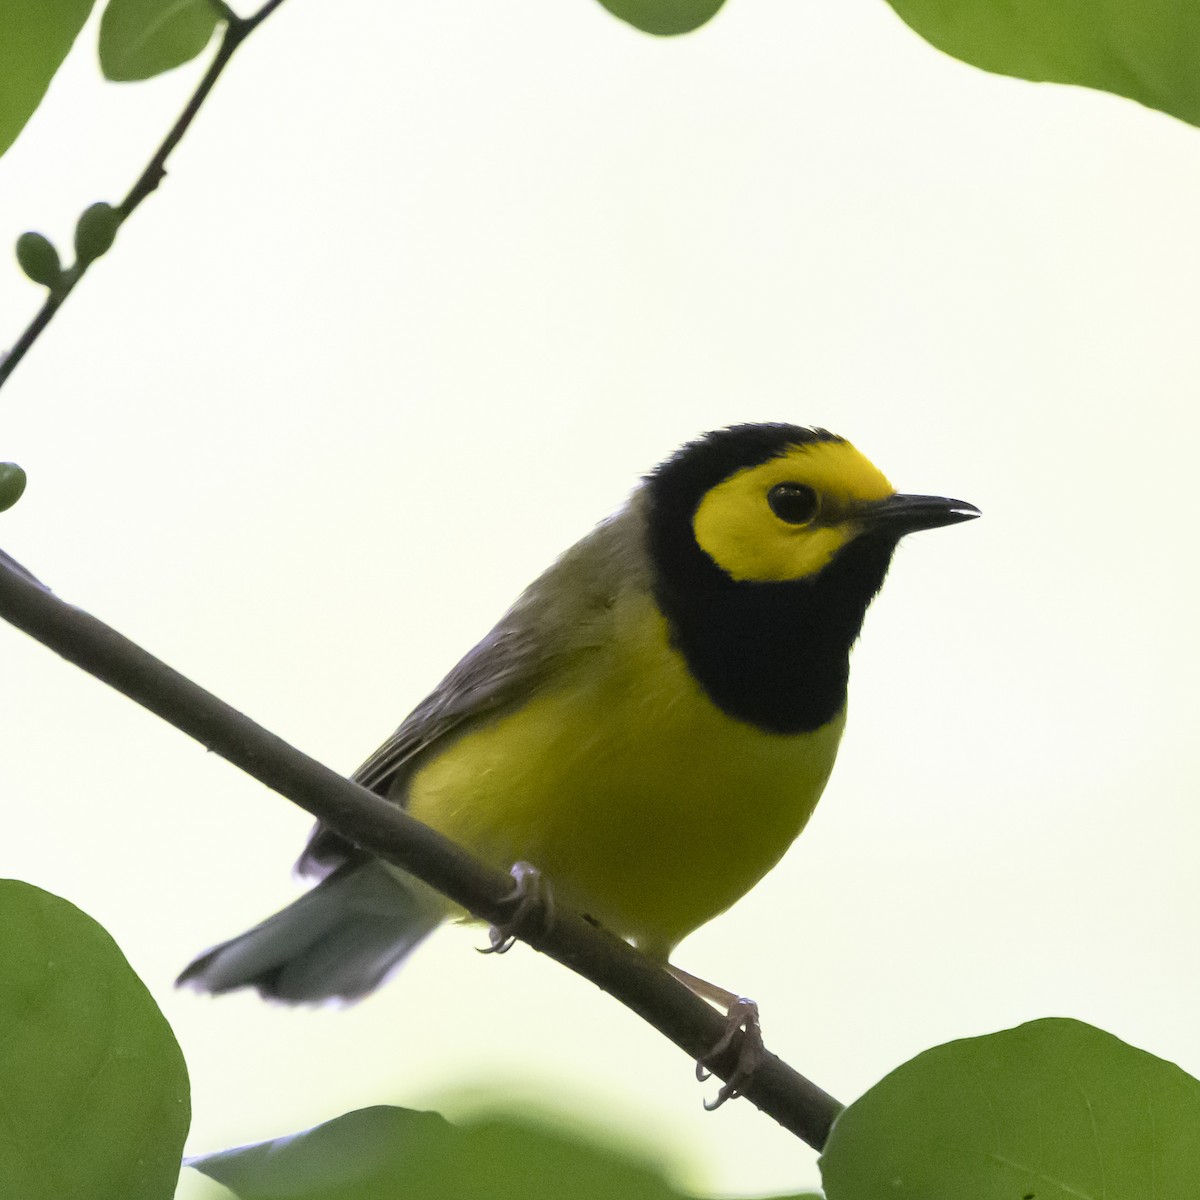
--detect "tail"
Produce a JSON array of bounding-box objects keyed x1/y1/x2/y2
[{"x1": 177, "y1": 861, "x2": 446, "y2": 1003}]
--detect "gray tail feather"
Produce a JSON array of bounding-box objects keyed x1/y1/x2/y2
[{"x1": 176, "y1": 861, "x2": 446, "y2": 1003}]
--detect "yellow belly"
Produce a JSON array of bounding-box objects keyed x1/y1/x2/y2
[{"x1": 405, "y1": 596, "x2": 845, "y2": 958}]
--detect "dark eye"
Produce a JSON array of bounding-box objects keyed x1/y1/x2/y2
[{"x1": 767, "y1": 483, "x2": 819, "y2": 525}]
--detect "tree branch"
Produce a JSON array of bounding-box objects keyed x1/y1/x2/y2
[
  {"x1": 0, "y1": 0, "x2": 288, "y2": 396},
  {"x1": 0, "y1": 553, "x2": 843, "y2": 1149}
]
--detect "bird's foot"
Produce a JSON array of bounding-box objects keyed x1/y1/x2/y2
[
  {"x1": 478, "y1": 860, "x2": 555, "y2": 954},
  {"x1": 666, "y1": 964, "x2": 766, "y2": 1109},
  {"x1": 696, "y1": 996, "x2": 764, "y2": 1109}
]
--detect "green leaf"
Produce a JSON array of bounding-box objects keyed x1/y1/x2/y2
[
  {"x1": 0, "y1": 879, "x2": 191, "y2": 1200},
  {"x1": 594, "y1": 0, "x2": 725, "y2": 37},
  {"x1": 192, "y1": 1105, "x2": 690, "y2": 1200},
  {"x1": 190, "y1": 1108, "x2": 452, "y2": 1199},
  {"x1": 0, "y1": 0, "x2": 96, "y2": 157},
  {"x1": 0, "y1": 463, "x2": 27, "y2": 511},
  {"x1": 820, "y1": 1017, "x2": 1200, "y2": 1200},
  {"x1": 74, "y1": 201, "x2": 121, "y2": 264},
  {"x1": 99, "y1": 0, "x2": 221, "y2": 82},
  {"x1": 885, "y1": 0, "x2": 1200, "y2": 128},
  {"x1": 15, "y1": 232, "x2": 63, "y2": 288}
]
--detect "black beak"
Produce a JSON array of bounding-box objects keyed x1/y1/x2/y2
[{"x1": 855, "y1": 493, "x2": 981, "y2": 536}]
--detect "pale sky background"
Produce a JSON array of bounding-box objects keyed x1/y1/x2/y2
[{"x1": 2, "y1": 1, "x2": 1199, "y2": 1196}]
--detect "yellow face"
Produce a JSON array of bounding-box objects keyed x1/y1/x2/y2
[{"x1": 691, "y1": 440, "x2": 895, "y2": 582}]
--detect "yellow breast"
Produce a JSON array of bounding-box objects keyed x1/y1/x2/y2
[{"x1": 405, "y1": 592, "x2": 845, "y2": 959}]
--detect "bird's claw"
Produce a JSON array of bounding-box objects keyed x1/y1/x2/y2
[
  {"x1": 697, "y1": 997, "x2": 764, "y2": 1110},
  {"x1": 478, "y1": 860, "x2": 555, "y2": 954}
]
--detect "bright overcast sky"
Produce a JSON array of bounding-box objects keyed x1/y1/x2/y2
[{"x1": 2, "y1": 1, "x2": 1199, "y2": 1196}]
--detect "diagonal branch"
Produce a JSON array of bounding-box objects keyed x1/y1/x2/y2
[
  {"x1": 0, "y1": 552, "x2": 843, "y2": 1149},
  {"x1": 0, "y1": 0, "x2": 288, "y2": 396}
]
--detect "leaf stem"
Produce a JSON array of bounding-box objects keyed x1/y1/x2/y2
[
  {"x1": 0, "y1": 0, "x2": 288, "y2": 396},
  {"x1": 0, "y1": 551, "x2": 844, "y2": 1150},
  {"x1": 206, "y1": 0, "x2": 239, "y2": 24}
]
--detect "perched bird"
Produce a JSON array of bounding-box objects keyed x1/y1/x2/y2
[{"x1": 180, "y1": 424, "x2": 977, "y2": 1084}]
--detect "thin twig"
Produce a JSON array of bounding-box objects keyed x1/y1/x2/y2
[
  {"x1": 115, "y1": 26, "x2": 244, "y2": 222},
  {"x1": 242, "y1": 0, "x2": 289, "y2": 33},
  {"x1": 0, "y1": 0, "x2": 288, "y2": 395},
  {"x1": 0, "y1": 553, "x2": 844, "y2": 1150}
]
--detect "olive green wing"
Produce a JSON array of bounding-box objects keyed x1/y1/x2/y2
[{"x1": 297, "y1": 501, "x2": 648, "y2": 878}]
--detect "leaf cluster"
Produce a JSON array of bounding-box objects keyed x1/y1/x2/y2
[
  {"x1": 5, "y1": 878, "x2": 1199, "y2": 1199},
  {"x1": 2, "y1": 0, "x2": 220, "y2": 160},
  {"x1": 6, "y1": 0, "x2": 1200, "y2": 169}
]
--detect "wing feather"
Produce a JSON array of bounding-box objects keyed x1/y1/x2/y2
[{"x1": 298, "y1": 498, "x2": 649, "y2": 877}]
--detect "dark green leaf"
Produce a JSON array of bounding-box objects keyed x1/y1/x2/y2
[
  {"x1": 74, "y1": 201, "x2": 121, "y2": 264},
  {"x1": 594, "y1": 0, "x2": 725, "y2": 37},
  {"x1": 99, "y1": 0, "x2": 221, "y2": 82},
  {"x1": 192, "y1": 1105, "x2": 690, "y2": 1200},
  {"x1": 885, "y1": 0, "x2": 1200, "y2": 127},
  {"x1": 190, "y1": 1108, "x2": 453, "y2": 1199},
  {"x1": 821, "y1": 1017, "x2": 1200, "y2": 1200},
  {"x1": 0, "y1": 463, "x2": 27, "y2": 511},
  {"x1": 0, "y1": 463, "x2": 27, "y2": 510},
  {"x1": 15, "y1": 232, "x2": 62, "y2": 287},
  {"x1": 0, "y1": 0, "x2": 96, "y2": 157},
  {"x1": 0, "y1": 880, "x2": 191, "y2": 1200}
]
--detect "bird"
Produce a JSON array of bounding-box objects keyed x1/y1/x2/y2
[{"x1": 179, "y1": 423, "x2": 978, "y2": 1096}]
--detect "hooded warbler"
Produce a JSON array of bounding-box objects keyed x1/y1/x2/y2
[{"x1": 180, "y1": 424, "x2": 978, "y2": 1019}]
